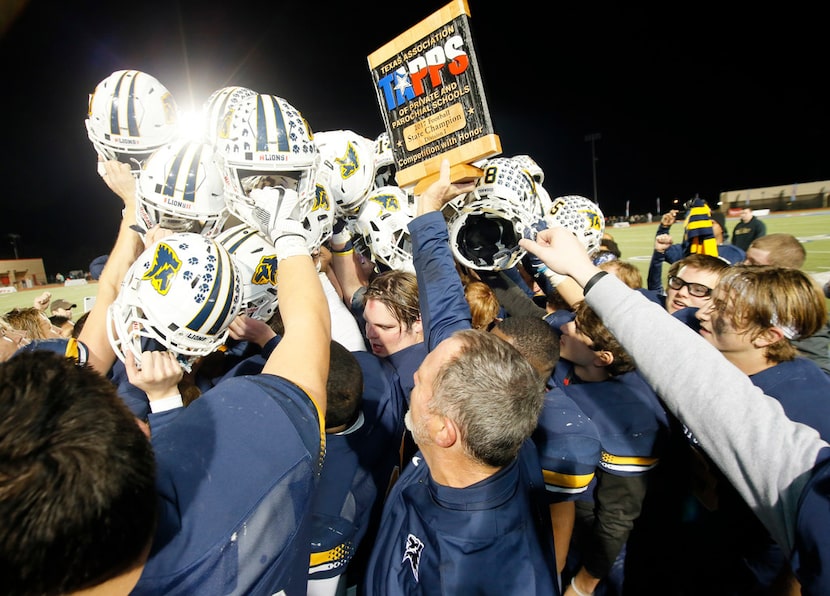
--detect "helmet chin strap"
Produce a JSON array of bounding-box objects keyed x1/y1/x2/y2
[{"x1": 491, "y1": 247, "x2": 519, "y2": 270}]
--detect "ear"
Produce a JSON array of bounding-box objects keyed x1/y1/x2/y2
[
  {"x1": 411, "y1": 317, "x2": 423, "y2": 336},
  {"x1": 433, "y1": 415, "x2": 458, "y2": 449},
  {"x1": 593, "y1": 350, "x2": 615, "y2": 368},
  {"x1": 755, "y1": 327, "x2": 785, "y2": 348}
]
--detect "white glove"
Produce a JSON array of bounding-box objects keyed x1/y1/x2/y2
[{"x1": 248, "y1": 186, "x2": 310, "y2": 241}]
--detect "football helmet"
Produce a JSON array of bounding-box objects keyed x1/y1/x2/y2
[
  {"x1": 354, "y1": 185, "x2": 416, "y2": 273},
  {"x1": 213, "y1": 93, "x2": 320, "y2": 247},
  {"x1": 372, "y1": 131, "x2": 397, "y2": 189},
  {"x1": 202, "y1": 85, "x2": 256, "y2": 145},
  {"x1": 544, "y1": 195, "x2": 605, "y2": 257},
  {"x1": 215, "y1": 224, "x2": 279, "y2": 321},
  {"x1": 511, "y1": 154, "x2": 545, "y2": 184},
  {"x1": 307, "y1": 165, "x2": 335, "y2": 250},
  {"x1": 510, "y1": 154, "x2": 551, "y2": 211},
  {"x1": 86, "y1": 70, "x2": 179, "y2": 173},
  {"x1": 447, "y1": 157, "x2": 543, "y2": 271},
  {"x1": 315, "y1": 130, "x2": 376, "y2": 216},
  {"x1": 107, "y1": 232, "x2": 243, "y2": 368},
  {"x1": 136, "y1": 139, "x2": 229, "y2": 237}
]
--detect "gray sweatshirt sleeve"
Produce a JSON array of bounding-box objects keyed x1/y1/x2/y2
[{"x1": 583, "y1": 273, "x2": 826, "y2": 556}]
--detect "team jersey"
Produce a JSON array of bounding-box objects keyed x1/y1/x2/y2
[
  {"x1": 308, "y1": 351, "x2": 407, "y2": 583},
  {"x1": 207, "y1": 339, "x2": 408, "y2": 588},
  {"x1": 793, "y1": 448, "x2": 830, "y2": 596},
  {"x1": 133, "y1": 374, "x2": 324, "y2": 596},
  {"x1": 534, "y1": 385, "x2": 602, "y2": 501},
  {"x1": 363, "y1": 442, "x2": 560, "y2": 595},
  {"x1": 553, "y1": 361, "x2": 669, "y2": 477},
  {"x1": 752, "y1": 357, "x2": 830, "y2": 440}
]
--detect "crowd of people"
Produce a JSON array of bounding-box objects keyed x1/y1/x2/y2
[{"x1": 2, "y1": 68, "x2": 830, "y2": 596}]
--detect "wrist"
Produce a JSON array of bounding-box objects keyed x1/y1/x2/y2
[
  {"x1": 149, "y1": 393, "x2": 183, "y2": 413},
  {"x1": 331, "y1": 240, "x2": 354, "y2": 256},
  {"x1": 274, "y1": 235, "x2": 310, "y2": 262},
  {"x1": 570, "y1": 576, "x2": 594, "y2": 596},
  {"x1": 582, "y1": 270, "x2": 609, "y2": 295}
]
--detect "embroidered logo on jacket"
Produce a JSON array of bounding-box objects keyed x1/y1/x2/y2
[{"x1": 402, "y1": 533, "x2": 424, "y2": 581}]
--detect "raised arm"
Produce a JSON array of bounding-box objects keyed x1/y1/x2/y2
[
  {"x1": 520, "y1": 228, "x2": 826, "y2": 555},
  {"x1": 79, "y1": 160, "x2": 144, "y2": 374},
  {"x1": 328, "y1": 219, "x2": 369, "y2": 309},
  {"x1": 261, "y1": 218, "x2": 330, "y2": 416},
  {"x1": 410, "y1": 159, "x2": 477, "y2": 349}
]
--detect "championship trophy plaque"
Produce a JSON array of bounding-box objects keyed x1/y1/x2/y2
[{"x1": 367, "y1": 0, "x2": 501, "y2": 193}]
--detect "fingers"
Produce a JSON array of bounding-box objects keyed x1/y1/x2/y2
[
  {"x1": 144, "y1": 225, "x2": 175, "y2": 246},
  {"x1": 140, "y1": 350, "x2": 183, "y2": 382},
  {"x1": 125, "y1": 348, "x2": 141, "y2": 375}
]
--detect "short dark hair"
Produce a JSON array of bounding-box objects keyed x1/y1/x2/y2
[
  {"x1": 325, "y1": 341, "x2": 364, "y2": 429},
  {"x1": 494, "y1": 315, "x2": 560, "y2": 381},
  {"x1": 573, "y1": 301, "x2": 635, "y2": 376},
  {"x1": 0, "y1": 351, "x2": 157, "y2": 594}
]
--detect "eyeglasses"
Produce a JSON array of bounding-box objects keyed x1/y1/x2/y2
[{"x1": 667, "y1": 275, "x2": 712, "y2": 298}]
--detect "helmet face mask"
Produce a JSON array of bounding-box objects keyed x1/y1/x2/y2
[
  {"x1": 136, "y1": 140, "x2": 229, "y2": 237},
  {"x1": 86, "y1": 70, "x2": 179, "y2": 175},
  {"x1": 107, "y1": 233, "x2": 243, "y2": 369},
  {"x1": 446, "y1": 157, "x2": 543, "y2": 271},
  {"x1": 372, "y1": 132, "x2": 397, "y2": 190}
]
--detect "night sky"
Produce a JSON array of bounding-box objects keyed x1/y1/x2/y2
[{"x1": 2, "y1": 1, "x2": 828, "y2": 276}]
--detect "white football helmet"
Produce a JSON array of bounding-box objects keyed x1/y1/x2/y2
[
  {"x1": 447, "y1": 157, "x2": 543, "y2": 271},
  {"x1": 86, "y1": 70, "x2": 179, "y2": 174},
  {"x1": 511, "y1": 154, "x2": 545, "y2": 184},
  {"x1": 315, "y1": 130, "x2": 376, "y2": 216},
  {"x1": 510, "y1": 154, "x2": 551, "y2": 211},
  {"x1": 354, "y1": 185, "x2": 416, "y2": 273},
  {"x1": 213, "y1": 94, "x2": 320, "y2": 247},
  {"x1": 544, "y1": 195, "x2": 605, "y2": 257},
  {"x1": 202, "y1": 86, "x2": 256, "y2": 145},
  {"x1": 372, "y1": 131, "x2": 397, "y2": 189},
  {"x1": 215, "y1": 224, "x2": 279, "y2": 321},
  {"x1": 136, "y1": 139, "x2": 229, "y2": 237},
  {"x1": 107, "y1": 232, "x2": 243, "y2": 368}
]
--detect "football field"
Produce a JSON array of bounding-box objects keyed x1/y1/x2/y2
[{"x1": 604, "y1": 210, "x2": 830, "y2": 297}]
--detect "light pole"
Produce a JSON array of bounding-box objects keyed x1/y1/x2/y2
[
  {"x1": 584, "y1": 133, "x2": 601, "y2": 206},
  {"x1": 8, "y1": 234, "x2": 20, "y2": 259}
]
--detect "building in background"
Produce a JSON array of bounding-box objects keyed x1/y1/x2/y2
[
  {"x1": 720, "y1": 180, "x2": 830, "y2": 214},
  {"x1": 0, "y1": 259, "x2": 47, "y2": 290}
]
